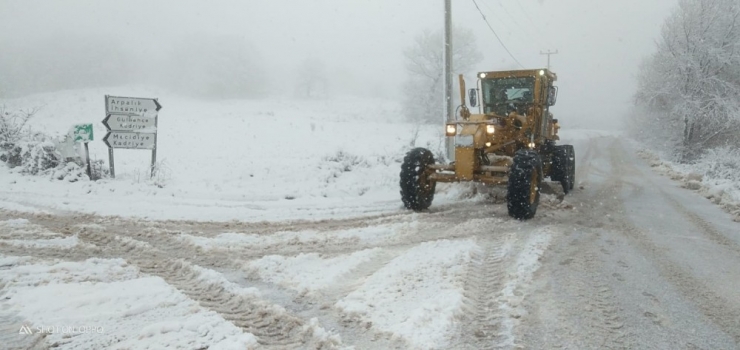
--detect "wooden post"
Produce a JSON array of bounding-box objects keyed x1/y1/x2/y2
[
  {"x1": 105, "y1": 95, "x2": 115, "y2": 178},
  {"x1": 108, "y1": 147, "x2": 115, "y2": 178},
  {"x1": 151, "y1": 99, "x2": 158, "y2": 179},
  {"x1": 84, "y1": 142, "x2": 92, "y2": 180}
]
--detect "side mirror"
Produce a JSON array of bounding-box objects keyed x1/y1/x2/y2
[
  {"x1": 468, "y1": 88, "x2": 478, "y2": 107},
  {"x1": 548, "y1": 86, "x2": 559, "y2": 106}
]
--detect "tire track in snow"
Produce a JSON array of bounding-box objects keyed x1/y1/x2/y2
[
  {"x1": 458, "y1": 234, "x2": 512, "y2": 350},
  {"x1": 135, "y1": 259, "x2": 330, "y2": 349},
  {"x1": 618, "y1": 222, "x2": 740, "y2": 345},
  {"x1": 70, "y1": 228, "x2": 342, "y2": 349},
  {"x1": 523, "y1": 139, "x2": 633, "y2": 349},
  {"x1": 0, "y1": 172, "x2": 539, "y2": 349},
  {"x1": 576, "y1": 252, "x2": 630, "y2": 350},
  {"x1": 3, "y1": 203, "x2": 496, "y2": 270},
  {"x1": 659, "y1": 191, "x2": 740, "y2": 254}
]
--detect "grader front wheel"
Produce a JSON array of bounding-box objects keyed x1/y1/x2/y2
[
  {"x1": 400, "y1": 148, "x2": 436, "y2": 211},
  {"x1": 507, "y1": 150, "x2": 543, "y2": 220}
]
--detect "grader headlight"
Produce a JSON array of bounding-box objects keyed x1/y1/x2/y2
[
  {"x1": 445, "y1": 124, "x2": 457, "y2": 136},
  {"x1": 486, "y1": 125, "x2": 495, "y2": 135}
]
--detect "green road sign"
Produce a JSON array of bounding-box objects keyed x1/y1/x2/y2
[{"x1": 72, "y1": 124, "x2": 94, "y2": 142}]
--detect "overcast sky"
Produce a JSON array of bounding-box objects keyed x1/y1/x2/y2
[{"x1": 1, "y1": 0, "x2": 677, "y2": 128}]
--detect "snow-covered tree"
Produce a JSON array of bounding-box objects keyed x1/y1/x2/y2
[
  {"x1": 633, "y1": 0, "x2": 740, "y2": 161},
  {"x1": 402, "y1": 27, "x2": 483, "y2": 124}
]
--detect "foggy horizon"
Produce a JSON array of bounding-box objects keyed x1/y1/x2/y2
[{"x1": 1, "y1": 0, "x2": 678, "y2": 129}]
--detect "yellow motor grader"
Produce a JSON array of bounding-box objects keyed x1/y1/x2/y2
[{"x1": 400, "y1": 68, "x2": 574, "y2": 219}]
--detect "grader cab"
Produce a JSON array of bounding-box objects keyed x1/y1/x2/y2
[{"x1": 400, "y1": 68, "x2": 575, "y2": 220}]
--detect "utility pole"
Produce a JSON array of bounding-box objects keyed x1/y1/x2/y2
[
  {"x1": 540, "y1": 49, "x2": 558, "y2": 69},
  {"x1": 444, "y1": 0, "x2": 454, "y2": 161}
]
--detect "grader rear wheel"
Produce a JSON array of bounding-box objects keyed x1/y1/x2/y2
[
  {"x1": 564, "y1": 145, "x2": 576, "y2": 191},
  {"x1": 507, "y1": 150, "x2": 543, "y2": 220},
  {"x1": 551, "y1": 145, "x2": 572, "y2": 194}
]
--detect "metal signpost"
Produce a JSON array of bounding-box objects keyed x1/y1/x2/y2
[
  {"x1": 103, "y1": 95, "x2": 161, "y2": 178},
  {"x1": 72, "y1": 123, "x2": 94, "y2": 179}
]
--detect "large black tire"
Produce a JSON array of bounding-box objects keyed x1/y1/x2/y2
[
  {"x1": 400, "y1": 148, "x2": 436, "y2": 211},
  {"x1": 507, "y1": 150, "x2": 543, "y2": 220},
  {"x1": 564, "y1": 145, "x2": 576, "y2": 191},
  {"x1": 551, "y1": 145, "x2": 570, "y2": 194}
]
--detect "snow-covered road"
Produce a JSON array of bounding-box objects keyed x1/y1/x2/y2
[{"x1": 1, "y1": 134, "x2": 739, "y2": 349}]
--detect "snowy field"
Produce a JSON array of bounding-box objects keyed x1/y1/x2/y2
[
  {"x1": 0, "y1": 87, "x2": 455, "y2": 222},
  {"x1": 2, "y1": 89, "x2": 739, "y2": 349}
]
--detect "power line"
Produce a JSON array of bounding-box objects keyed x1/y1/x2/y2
[
  {"x1": 481, "y1": 0, "x2": 553, "y2": 52},
  {"x1": 492, "y1": 0, "x2": 549, "y2": 49},
  {"x1": 512, "y1": 0, "x2": 557, "y2": 48},
  {"x1": 470, "y1": 0, "x2": 525, "y2": 68},
  {"x1": 478, "y1": 0, "x2": 530, "y2": 44}
]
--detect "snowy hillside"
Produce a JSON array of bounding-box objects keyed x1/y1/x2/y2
[{"x1": 0, "y1": 88, "x2": 478, "y2": 221}]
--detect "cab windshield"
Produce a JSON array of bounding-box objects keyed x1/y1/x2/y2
[{"x1": 481, "y1": 77, "x2": 535, "y2": 115}]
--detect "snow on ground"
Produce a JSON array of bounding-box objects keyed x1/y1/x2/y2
[
  {"x1": 0, "y1": 217, "x2": 95, "y2": 249},
  {"x1": 0, "y1": 218, "x2": 66, "y2": 240},
  {"x1": 1, "y1": 235, "x2": 84, "y2": 249},
  {"x1": 0, "y1": 87, "x2": 449, "y2": 222},
  {"x1": 335, "y1": 239, "x2": 480, "y2": 349},
  {"x1": 497, "y1": 227, "x2": 554, "y2": 348},
  {"x1": 245, "y1": 249, "x2": 382, "y2": 294},
  {"x1": 0, "y1": 218, "x2": 30, "y2": 227},
  {"x1": 189, "y1": 263, "x2": 262, "y2": 298},
  {"x1": 0, "y1": 256, "x2": 258, "y2": 349},
  {"x1": 181, "y1": 222, "x2": 410, "y2": 251}
]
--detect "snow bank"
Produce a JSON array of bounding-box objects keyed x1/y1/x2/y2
[{"x1": 638, "y1": 149, "x2": 740, "y2": 221}]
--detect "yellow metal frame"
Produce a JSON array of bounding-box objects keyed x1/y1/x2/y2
[{"x1": 434, "y1": 69, "x2": 559, "y2": 184}]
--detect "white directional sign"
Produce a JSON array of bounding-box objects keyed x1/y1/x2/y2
[
  {"x1": 103, "y1": 114, "x2": 156, "y2": 131},
  {"x1": 103, "y1": 131, "x2": 156, "y2": 150},
  {"x1": 105, "y1": 96, "x2": 161, "y2": 117},
  {"x1": 103, "y1": 95, "x2": 162, "y2": 178}
]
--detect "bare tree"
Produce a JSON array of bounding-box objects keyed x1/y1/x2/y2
[
  {"x1": 402, "y1": 26, "x2": 483, "y2": 124},
  {"x1": 296, "y1": 58, "x2": 328, "y2": 98},
  {"x1": 633, "y1": 0, "x2": 740, "y2": 161},
  {"x1": 0, "y1": 106, "x2": 38, "y2": 144}
]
